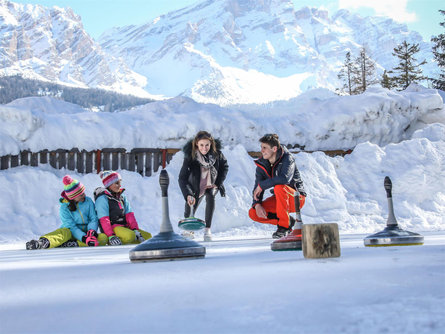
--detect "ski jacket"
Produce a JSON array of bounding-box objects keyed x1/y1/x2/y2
[
  {"x1": 59, "y1": 193, "x2": 99, "y2": 241},
  {"x1": 252, "y1": 145, "x2": 306, "y2": 207},
  {"x1": 178, "y1": 139, "x2": 229, "y2": 201},
  {"x1": 94, "y1": 187, "x2": 138, "y2": 236}
]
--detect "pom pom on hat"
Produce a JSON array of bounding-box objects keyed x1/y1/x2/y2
[
  {"x1": 99, "y1": 170, "x2": 121, "y2": 188},
  {"x1": 63, "y1": 175, "x2": 85, "y2": 200}
]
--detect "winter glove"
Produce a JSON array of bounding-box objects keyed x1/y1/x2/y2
[
  {"x1": 108, "y1": 235, "x2": 122, "y2": 246},
  {"x1": 82, "y1": 229, "x2": 98, "y2": 247},
  {"x1": 134, "y1": 230, "x2": 145, "y2": 243}
]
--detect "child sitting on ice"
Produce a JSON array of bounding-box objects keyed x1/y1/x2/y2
[
  {"x1": 26, "y1": 175, "x2": 107, "y2": 250},
  {"x1": 94, "y1": 170, "x2": 151, "y2": 245}
]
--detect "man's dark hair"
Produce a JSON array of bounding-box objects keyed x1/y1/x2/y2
[{"x1": 259, "y1": 133, "x2": 280, "y2": 148}]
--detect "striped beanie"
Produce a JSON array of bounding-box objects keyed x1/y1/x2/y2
[
  {"x1": 63, "y1": 175, "x2": 85, "y2": 200},
  {"x1": 99, "y1": 170, "x2": 121, "y2": 188}
]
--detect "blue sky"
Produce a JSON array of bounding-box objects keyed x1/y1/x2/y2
[{"x1": 10, "y1": 0, "x2": 444, "y2": 40}]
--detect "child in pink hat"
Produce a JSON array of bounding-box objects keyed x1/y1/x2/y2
[{"x1": 94, "y1": 171, "x2": 151, "y2": 245}]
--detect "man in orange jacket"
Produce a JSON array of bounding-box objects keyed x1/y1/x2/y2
[{"x1": 248, "y1": 134, "x2": 306, "y2": 239}]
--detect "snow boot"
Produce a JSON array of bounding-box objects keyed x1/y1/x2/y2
[
  {"x1": 204, "y1": 228, "x2": 212, "y2": 242},
  {"x1": 272, "y1": 225, "x2": 291, "y2": 239},
  {"x1": 267, "y1": 213, "x2": 295, "y2": 230},
  {"x1": 39, "y1": 237, "x2": 50, "y2": 249},
  {"x1": 59, "y1": 240, "x2": 79, "y2": 248},
  {"x1": 26, "y1": 237, "x2": 50, "y2": 250},
  {"x1": 26, "y1": 239, "x2": 40, "y2": 250},
  {"x1": 134, "y1": 230, "x2": 145, "y2": 243}
]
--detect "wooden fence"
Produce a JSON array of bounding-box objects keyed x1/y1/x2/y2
[
  {"x1": 0, "y1": 147, "x2": 353, "y2": 176},
  {"x1": 0, "y1": 148, "x2": 180, "y2": 177}
]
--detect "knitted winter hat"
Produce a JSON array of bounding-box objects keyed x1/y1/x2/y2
[
  {"x1": 99, "y1": 170, "x2": 121, "y2": 188},
  {"x1": 63, "y1": 175, "x2": 85, "y2": 200}
]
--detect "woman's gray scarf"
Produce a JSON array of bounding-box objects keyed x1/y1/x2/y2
[{"x1": 195, "y1": 151, "x2": 218, "y2": 186}]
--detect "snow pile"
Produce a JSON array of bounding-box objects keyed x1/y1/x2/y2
[
  {"x1": 0, "y1": 87, "x2": 444, "y2": 244},
  {"x1": 0, "y1": 86, "x2": 443, "y2": 156},
  {"x1": 1, "y1": 123, "x2": 444, "y2": 244}
]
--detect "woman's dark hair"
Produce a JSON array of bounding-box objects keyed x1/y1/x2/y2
[
  {"x1": 192, "y1": 131, "x2": 217, "y2": 157},
  {"x1": 68, "y1": 200, "x2": 77, "y2": 212}
]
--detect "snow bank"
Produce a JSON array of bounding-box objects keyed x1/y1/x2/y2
[
  {"x1": 0, "y1": 86, "x2": 443, "y2": 156},
  {"x1": 1, "y1": 123, "x2": 444, "y2": 244}
]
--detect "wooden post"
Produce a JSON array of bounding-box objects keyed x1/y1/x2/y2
[
  {"x1": 128, "y1": 152, "x2": 136, "y2": 172},
  {"x1": 96, "y1": 149, "x2": 102, "y2": 174},
  {"x1": 102, "y1": 151, "x2": 111, "y2": 170},
  {"x1": 153, "y1": 151, "x2": 161, "y2": 172},
  {"x1": 1, "y1": 155, "x2": 10, "y2": 170},
  {"x1": 77, "y1": 150, "x2": 85, "y2": 173},
  {"x1": 21, "y1": 150, "x2": 30, "y2": 166},
  {"x1": 30, "y1": 152, "x2": 38, "y2": 167},
  {"x1": 111, "y1": 151, "x2": 121, "y2": 171},
  {"x1": 162, "y1": 149, "x2": 167, "y2": 169},
  {"x1": 57, "y1": 149, "x2": 67, "y2": 169},
  {"x1": 145, "y1": 152, "x2": 152, "y2": 177},
  {"x1": 68, "y1": 149, "x2": 78, "y2": 171},
  {"x1": 85, "y1": 151, "x2": 93, "y2": 173},
  {"x1": 136, "y1": 152, "x2": 144, "y2": 175},
  {"x1": 49, "y1": 151, "x2": 57, "y2": 168},
  {"x1": 302, "y1": 223, "x2": 341, "y2": 259},
  {"x1": 39, "y1": 150, "x2": 48, "y2": 165},
  {"x1": 11, "y1": 154, "x2": 19, "y2": 168},
  {"x1": 120, "y1": 151, "x2": 127, "y2": 170}
]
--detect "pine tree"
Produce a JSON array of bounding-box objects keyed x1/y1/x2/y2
[
  {"x1": 391, "y1": 40, "x2": 427, "y2": 90},
  {"x1": 381, "y1": 70, "x2": 395, "y2": 89},
  {"x1": 337, "y1": 51, "x2": 358, "y2": 95},
  {"x1": 353, "y1": 47, "x2": 378, "y2": 94},
  {"x1": 431, "y1": 10, "x2": 445, "y2": 90}
]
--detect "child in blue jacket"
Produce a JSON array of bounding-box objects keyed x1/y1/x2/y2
[{"x1": 26, "y1": 175, "x2": 107, "y2": 250}]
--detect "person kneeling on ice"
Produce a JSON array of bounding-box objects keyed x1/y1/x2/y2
[
  {"x1": 248, "y1": 134, "x2": 307, "y2": 239},
  {"x1": 26, "y1": 175, "x2": 107, "y2": 250},
  {"x1": 178, "y1": 131, "x2": 229, "y2": 241},
  {"x1": 94, "y1": 170, "x2": 151, "y2": 246}
]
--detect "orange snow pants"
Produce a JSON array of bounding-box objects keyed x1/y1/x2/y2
[{"x1": 248, "y1": 185, "x2": 305, "y2": 228}]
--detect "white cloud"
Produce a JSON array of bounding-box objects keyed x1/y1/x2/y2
[{"x1": 338, "y1": 0, "x2": 417, "y2": 23}]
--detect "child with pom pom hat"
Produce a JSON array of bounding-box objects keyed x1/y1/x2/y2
[
  {"x1": 26, "y1": 175, "x2": 108, "y2": 250},
  {"x1": 94, "y1": 170, "x2": 151, "y2": 246}
]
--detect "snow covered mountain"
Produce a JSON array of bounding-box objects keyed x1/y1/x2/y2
[
  {"x1": 0, "y1": 0, "x2": 150, "y2": 97},
  {"x1": 99, "y1": 0, "x2": 435, "y2": 105},
  {"x1": 0, "y1": 0, "x2": 436, "y2": 105}
]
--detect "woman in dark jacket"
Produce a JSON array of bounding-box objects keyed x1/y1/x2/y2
[{"x1": 178, "y1": 131, "x2": 229, "y2": 241}]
